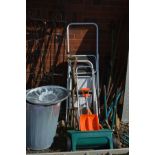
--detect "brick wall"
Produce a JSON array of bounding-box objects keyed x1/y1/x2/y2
[{"x1": 26, "y1": 0, "x2": 129, "y2": 92}]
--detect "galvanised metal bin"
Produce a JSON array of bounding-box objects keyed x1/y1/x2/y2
[{"x1": 26, "y1": 85, "x2": 69, "y2": 150}]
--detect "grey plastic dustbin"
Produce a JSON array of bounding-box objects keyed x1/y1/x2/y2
[{"x1": 26, "y1": 85, "x2": 69, "y2": 150}]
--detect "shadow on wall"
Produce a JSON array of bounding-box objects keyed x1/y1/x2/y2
[{"x1": 26, "y1": 20, "x2": 67, "y2": 89}]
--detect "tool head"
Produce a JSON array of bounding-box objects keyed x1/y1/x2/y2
[
  {"x1": 79, "y1": 114, "x2": 100, "y2": 131},
  {"x1": 80, "y1": 88, "x2": 90, "y2": 98}
]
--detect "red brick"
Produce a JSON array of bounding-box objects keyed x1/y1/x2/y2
[{"x1": 27, "y1": 0, "x2": 129, "y2": 88}]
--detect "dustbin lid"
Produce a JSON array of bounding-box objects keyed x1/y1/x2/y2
[{"x1": 26, "y1": 85, "x2": 69, "y2": 105}]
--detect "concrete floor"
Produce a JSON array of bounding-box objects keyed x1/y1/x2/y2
[{"x1": 27, "y1": 148, "x2": 129, "y2": 155}]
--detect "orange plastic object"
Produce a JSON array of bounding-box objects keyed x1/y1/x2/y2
[
  {"x1": 80, "y1": 88, "x2": 90, "y2": 98},
  {"x1": 79, "y1": 114, "x2": 100, "y2": 131}
]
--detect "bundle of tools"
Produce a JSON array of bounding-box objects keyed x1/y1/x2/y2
[{"x1": 65, "y1": 23, "x2": 114, "y2": 151}]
